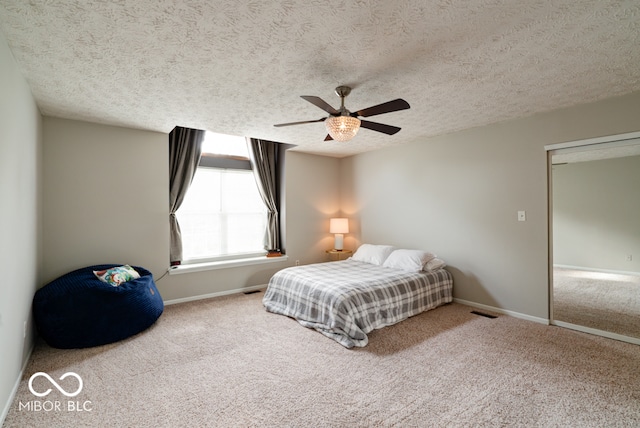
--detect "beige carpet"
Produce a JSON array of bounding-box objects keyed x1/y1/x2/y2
[
  {"x1": 553, "y1": 267, "x2": 640, "y2": 338},
  {"x1": 4, "y1": 292, "x2": 640, "y2": 427}
]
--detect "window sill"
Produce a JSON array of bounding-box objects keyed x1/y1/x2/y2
[{"x1": 169, "y1": 255, "x2": 289, "y2": 275}]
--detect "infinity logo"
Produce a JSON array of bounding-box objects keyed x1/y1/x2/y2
[{"x1": 28, "y1": 372, "x2": 83, "y2": 398}]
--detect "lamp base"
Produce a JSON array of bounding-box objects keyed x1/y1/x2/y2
[{"x1": 333, "y1": 234, "x2": 344, "y2": 251}]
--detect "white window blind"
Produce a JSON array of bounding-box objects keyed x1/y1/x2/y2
[{"x1": 176, "y1": 133, "x2": 267, "y2": 263}]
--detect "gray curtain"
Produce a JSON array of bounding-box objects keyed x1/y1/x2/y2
[
  {"x1": 169, "y1": 126, "x2": 205, "y2": 264},
  {"x1": 247, "y1": 138, "x2": 282, "y2": 251}
]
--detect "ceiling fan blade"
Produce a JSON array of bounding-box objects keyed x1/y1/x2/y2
[
  {"x1": 355, "y1": 99, "x2": 410, "y2": 118},
  {"x1": 359, "y1": 120, "x2": 401, "y2": 135},
  {"x1": 324, "y1": 134, "x2": 333, "y2": 141},
  {"x1": 274, "y1": 118, "x2": 326, "y2": 127},
  {"x1": 301, "y1": 96, "x2": 340, "y2": 115}
]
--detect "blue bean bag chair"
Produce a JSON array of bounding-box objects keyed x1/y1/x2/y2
[{"x1": 33, "y1": 264, "x2": 164, "y2": 349}]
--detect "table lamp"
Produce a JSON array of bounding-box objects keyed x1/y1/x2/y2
[{"x1": 329, "y1": 218, "x2": 349, "y2": 251}]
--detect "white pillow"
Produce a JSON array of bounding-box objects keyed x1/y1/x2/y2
[
  {"x1": 424, "y1": 257, "x2": 447, "y2": 272},
  {"x1": 382, "y1": 249, "x2": 437, "y2": 272},
  {"x1": 351, "y1": 244, "x2": 396, "y2": 265}
]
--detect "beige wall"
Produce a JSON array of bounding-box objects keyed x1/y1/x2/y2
[
  {"x1": 0, "y1": 32, "x2": 42, "y2": 421},
  {"x1": 42, "y1": 118, "x2": 169, "y2": 283},
  {"x1": 41, "y1": 119, "x2": 341, "y2": 301},
  {"x1": 341, "y1": 91, "x2": 640, "y2": 320},
  {"x1": 552, "y1": 155, "x2": 640, "y2": 272},
  {"x1": 282, "y1": 151, "x2": 343, "y2": 263}
]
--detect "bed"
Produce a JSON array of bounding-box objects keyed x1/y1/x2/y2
[{"x1": 262, "y1": 245, "x2": 453, "y2": 348}]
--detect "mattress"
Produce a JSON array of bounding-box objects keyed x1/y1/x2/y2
[{"x1": 262, "y1": 259, "x2": 453, "y2": 347}]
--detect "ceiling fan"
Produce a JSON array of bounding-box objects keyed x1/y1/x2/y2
[{"x1": 274, "y1": 86, "x2": 410, "y2": 142}]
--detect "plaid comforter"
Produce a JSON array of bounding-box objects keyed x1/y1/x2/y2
[{"x1": 262, "y1": 259, "x2": 453, "y2": 348}]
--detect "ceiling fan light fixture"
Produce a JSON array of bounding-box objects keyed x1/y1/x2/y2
[{"x1": 325, "y1": 115, "x2": 361, "y2": 142}]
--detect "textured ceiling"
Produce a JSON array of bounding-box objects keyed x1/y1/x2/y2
[{"x1": 1, "y1": 1, "x2": 640, "y2": 157}]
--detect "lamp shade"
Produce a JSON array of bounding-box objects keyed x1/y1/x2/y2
[
  {"x1": 329, "y1": 218, "x2": 349, "y2": 234},
  {"x1": 325, "y1": 116, "x2": 361, "y2": 142}
]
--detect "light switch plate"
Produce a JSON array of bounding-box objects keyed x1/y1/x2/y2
[{"x1": 517, "y1": 211, "x2": 526, "y2": 221}]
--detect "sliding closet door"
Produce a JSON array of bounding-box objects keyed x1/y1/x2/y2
[{"x1": 547, "y1": 134, "x2": 640, "y2": 345}]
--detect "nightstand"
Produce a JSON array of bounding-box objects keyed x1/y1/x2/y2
[{"x1": 326, "y1": 249, "x2": 353, "y2": 261}]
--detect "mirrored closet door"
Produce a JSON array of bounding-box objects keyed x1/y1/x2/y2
[{"x1": 548, "y1": 135, "x2": 640, "y2": 345}]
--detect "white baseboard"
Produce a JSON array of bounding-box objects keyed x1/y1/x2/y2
[
  {"x1": 163, "y1": 284, "x2": 267, "y2": 306},
  {"x1": 1, "y1": 344, "x2": 34, "y2": 426},
  {"x1": 453, "y1": 298, "x2": 549, "y2": 325},
  {"x1": 454, "y1": 297, "x2": 640, "y2": 346}
]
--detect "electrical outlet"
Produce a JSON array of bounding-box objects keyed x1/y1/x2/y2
[
  {"x1": 626, "y1": 255, "x2": 633, "y2": 261},
  {"x1": 23, "y1": 321, "x2": 27, "y2": 338},
  {"x1": 295, "y1": 260, "x2": 300, "y2": 266}
]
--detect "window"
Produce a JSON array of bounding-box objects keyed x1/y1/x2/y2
[{"x1": 176, "y1": 132, "x2": 267, "y2": 263}]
